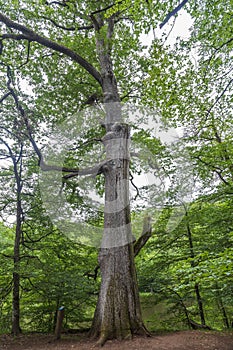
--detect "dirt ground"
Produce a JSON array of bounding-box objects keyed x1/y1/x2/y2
[{"x1": 1, "y1": 330, "x2": 233, "y2": 350}]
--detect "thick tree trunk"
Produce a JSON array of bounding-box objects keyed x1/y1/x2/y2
[
  {"x1": 89, "y1": 15, "x2": 148, "y2": 345},
  {"x1": 90, "y1": 245, "x2": 147, "y2": 345},
  {"x1": 90, "y1": 125, "x2": 148, "y2": 345}
]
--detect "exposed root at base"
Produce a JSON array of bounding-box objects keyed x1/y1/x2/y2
[
  {"x1": 137, "y1": 325, "x2": 151, "y2": 337},
  {"x1": 96, "y1": 336, "x2": 107, "y2": 347},
  {"x1": 94, "y1": 326, "x2": 151, "y2": 347}
]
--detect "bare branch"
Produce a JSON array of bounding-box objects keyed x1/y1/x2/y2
[
  {"x1": 23, "y1": 222, "x2": 55, "y2": 243},
  {"x1": 84, "y1": 265, "x2": 100, "y2": 280},
  {"x1": 18, "y1": 41, "x2": 31, "y2": 68},
  {"x1": 0, "y1": 202, "x2": 11, "y2": 212},
  {"x1": 41, "y1": 16, "x2": 75, "y2": 31},
  {"x1": 163, "y1": 17, "x2": 177, "y2": 44},
  {"x1": 129, "y1": 172, "x2": 140, "y2": 200},
  {"x1": 1, "y1": 33, "x2": 29, "y2": 41},
  {"x1": 0, "y1": 137, "x2": 15, "y2": 161},
  {"x1": 160, "y1": 0, "x2": 189, "y2": 29},
  {"x1": 62, "y1": 160, "x2": 106, "y2": 179},
  {"x1": 0, "y1": 12, "x2": 102, "y2": 85},
  {"x1": 91, "y1": 2, "x2": 123, "y2": 16},
  {"x1": 3, "y1": 65, "x2": 105, "y2": 178},
  {"x1": 120, "y1": 88, "x2": 138, "y2": 101},
  {"x1": 41, "y1": 15, "x2": 93, "y2": 31},
  {"x1": 69, "y1": 137, "x2": 102, "y2": 151},
  {"x1": 24, "y1": 114, "x2": 105, "y2": 177},
  {"x1": 45, "y1": 0, "x2": 69, "y2": 7},
  {"x1": 19, "y1": 254, "x2": 40, "y2": 261}
]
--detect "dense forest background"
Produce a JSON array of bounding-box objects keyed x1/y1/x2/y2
[{"x1": 0, "y1": 0, "x2": 232, "y2": 338}]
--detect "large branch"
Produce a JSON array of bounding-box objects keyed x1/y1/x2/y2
[
  {"x1": 24, "y1": 115, "x2": 106, "y2": 177},
  {"x1": 61, "y1": 160, "x2": 106, "y2": 178},
  {"x1": 0, "y1": 12, "x2": 102, "y2": 86},
  {"x1": 24, "y1": 112, "x2": 106, "y2": 177},
  {"x1": 3, "y1": 66, "x2": 105, "y2": 177},
  {"x1": 88, "y1": 215, "x2": 153, "y2": 280},
  {"x1": 160, "y1": 0, "x2": 189, "y2": 29},
  {"x1": 134, "y1": 215, "x2": 152, "y2": 257}
]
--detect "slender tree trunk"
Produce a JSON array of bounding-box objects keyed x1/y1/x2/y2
[
  {"x1": 89, "y1": 15, "x2": 148, "y2": 345},
  {"x1": 168, "y1": 288, "x2": 192, "y2": 328},
  {"x1": 12, "y1": 174, "x2": 22, "y2": 335},
  {"x1": 215, "y1": 284, "x2": 230, "y2": 329},
  {"x1": 12, "y1": 269, "x2": 20, "y2": 335},
  {"x1": 194, "y1": 283, "x2": 205, "y2": 326},
  {"x1": 185, "y1": 210, "x2": 206, "y2": 326}
]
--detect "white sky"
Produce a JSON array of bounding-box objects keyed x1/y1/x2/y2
[{"x1": 140, "y1": 9, "x2": 193, "y2": 47}]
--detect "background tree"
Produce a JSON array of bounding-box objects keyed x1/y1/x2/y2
[
  {"x1": 136, "y1": 198, "x2": 233, "y2": 331},
  {"x1": 0, "y1": 0, "x2": 232, "y2": 344}
]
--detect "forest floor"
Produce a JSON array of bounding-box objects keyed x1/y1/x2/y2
[{"x1": 1, "y1": 330, "x2": 233, "y2": 350}]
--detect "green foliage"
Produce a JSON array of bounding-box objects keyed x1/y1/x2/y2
[
  {"x1": 136, "y1": 197, "x2": 233, "y2": 330},
  {"x1": 0, "y1": 0, "x2": 232, "y2": 335},
  {"x1": 0, "y1": 217, "x2": 99, "y2": 332}
]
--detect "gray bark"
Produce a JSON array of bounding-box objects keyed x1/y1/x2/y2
[{"x1": 89, "y1": 15, "x2": 148, "y2": 345}]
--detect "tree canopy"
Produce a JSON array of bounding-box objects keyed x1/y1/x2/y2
[{"x1": 0, "y1": 0, "x2": 232, "y2": 345}]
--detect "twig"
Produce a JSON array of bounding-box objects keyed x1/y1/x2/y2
[
  {"x1": 203, "y1": 37, "x2": 233, "y2": 80},
  {"x1": 206, "y1": 78, "x2": 233, "y2": 119},
  {"x1": 0, "y1": 91, "x2": 11, "y2": 103},
  {"x1": 45, "y1": 1, "x2": 69, "y2": 7},
  {"x1": 18, "y1": 41, "x2": 31, "y2": 69},
  {"x1": 163, "y1": 17, "x2": 177, "y2": 45},
  {"x1": 42, "y1": 16, "x2": 94, "y2": 31},
  {"x1": 129, "y1": 172, "x2": 140, "y2": 200},
  {"x1": 160, "y1": 0, "x2": 189, "y2": 29},
  {"x1": 91, "y1": 1, "x2": 123, "y2": 16}
]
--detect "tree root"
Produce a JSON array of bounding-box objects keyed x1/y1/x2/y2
[
  {"x1": 94, "y1": 325, "x2": 150, "y2": 347},
  {"x1": 95, "y1": 333, "x2": 108, "y2": 347}
]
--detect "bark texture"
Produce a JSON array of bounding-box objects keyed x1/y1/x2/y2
[
  {"x1": 89, "y1": 14, "x2": 148, "y2": 345},
  {"x1": 90, "y1": 245, "x2": 147, "y2": 345},
  {"x1": 90, "y1": 125, "x2": 148, "y2": 345}
]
